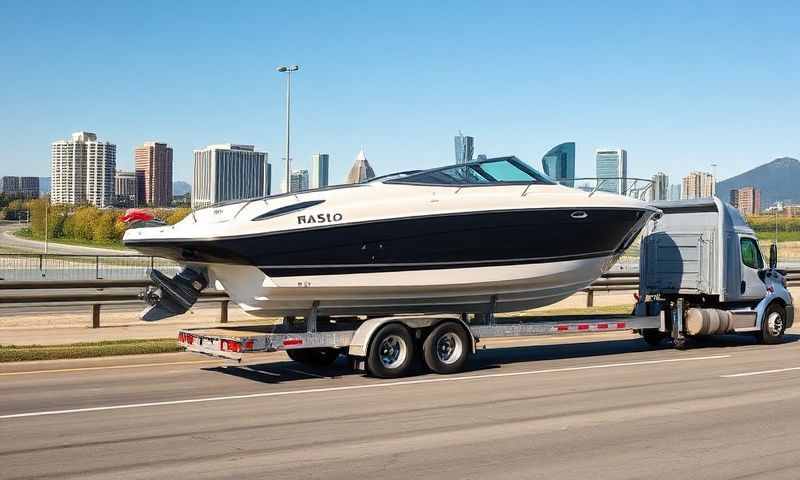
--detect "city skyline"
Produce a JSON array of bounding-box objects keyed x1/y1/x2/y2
[{"x1": 2, "y1": 3, "x2": 798, "y2": 185}]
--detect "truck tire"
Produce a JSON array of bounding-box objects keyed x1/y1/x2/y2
[
  {"x1": 757, "y1": 303, "x2": 786, "y2": 345},
  {"x1": 286, "y1": 347, "x2": 340, "y2": 366},
  {"x1": 367, "y1": 324, "x2": 415, "y2": 378},
  {"x1": 423, "y1": 321, "x2": 471, "y2": 374},
  {"x1": 640, "y1": 329, "x2": 666, "y2": 347}
]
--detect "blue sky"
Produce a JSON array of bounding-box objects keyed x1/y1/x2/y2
[{"x1": 1, "y1": 1, "x2": 798, "y2": 190}]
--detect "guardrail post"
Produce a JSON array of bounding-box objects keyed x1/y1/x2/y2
[
  {"x1": 95, "y1": 256, "x2": 100, "y2": 279},
  {"x1": 91, "y1": 304, "x2": 101, "y2": 328},
  {"x1": 220, "y1": 300, "x2": 228, "y2": 323},
  {"x1": 586, "y1": 289, "x2": 594, "y2": 307}
]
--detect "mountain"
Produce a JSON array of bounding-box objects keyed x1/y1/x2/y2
[
  {"x1": 716, "y1": 157, "x2": 800, "y2": 207},
  {"x1": 173, "y1": 181, "x2": 191, "y2": 196}
]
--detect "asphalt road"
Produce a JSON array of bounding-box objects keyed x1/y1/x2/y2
[{"x1": 2, "y1": 332, "x2": 800, "y2": 479}]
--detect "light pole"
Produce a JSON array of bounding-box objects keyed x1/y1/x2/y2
[{"x1": 276, "y1": 64, "x2": 300, "y2": 193}]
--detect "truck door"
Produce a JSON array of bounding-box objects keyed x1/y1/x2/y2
[{"x1": 738, "y1": 236, "x2": 767, "y2": 301}]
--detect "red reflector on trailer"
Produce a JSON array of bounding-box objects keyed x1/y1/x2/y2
[
  {"x1": 185, "y1": 335, "x2": 194, "y2": 345},
  {"x1": 283, "y1": 338, "x2": 303, "y2": 346},
  {"x1": 221, "y1": 340, "x2": 241, "y2": 352},
  {"x1": 244, "y1": 340, "x2": 254, "y2": 350},
  {"x1": 616, "y1": 322, "x2": 626, "y2": 329},
  {"x1": 597, "y1": 323, "x2": 608, "y2": 329},
  {"x1": 556, "y1": 325, "x2": 569, "y2": 331},
  {"x1": 577, "y1": 324, "x2": 589, "y2": 330}
]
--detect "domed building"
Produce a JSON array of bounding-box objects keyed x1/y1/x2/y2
[{"x1": 344, "y1": 149, "x2": 376, "y2": 184}]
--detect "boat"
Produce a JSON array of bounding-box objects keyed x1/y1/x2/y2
[{"x1": 123, "y1": 156, "x2": 659, "y2": 320}]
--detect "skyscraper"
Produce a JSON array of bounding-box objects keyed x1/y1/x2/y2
[
  {"x1": 595, "y1": 148, "x2": 627, "y2": 195},
  {"x1": 51, "y1": 132, "x2": 116, "y2": 207},
  {"x1": 541, "y1": 142, "x2": 576, "y2": 187},
  {"x1": 733, "y1": 186, "x2": 761, "y2": 215},
  {"x1": 668, "y1": 184, "x2": 682, "y2": 201},
  {"x1": 345, "y1": 149, "x2": 376, "y2": 184},
  {"x1": 135, "y1": 142, "x2": 173, "y2": 207},
  {"x1": 682, "y1": 171, "x2": 715, "y2": 199},
  {"x1": 454, "y1": 131, "x2": 474, "y2": 164},
  {"x1": 290, "y1": 169, "x2": 309, "y2": 192},
  {"x1": 114, "y1": 170, "x2": 137, "y2": 207},
  {"x1": 265, "y1": 162, "x2": 272, "y2": 196},
  {"x1": 20, "y1": 177, "x2": 39, "y2": 198},
  {"x1": 310, "y1": 153, "x2": 330, "y2": 189},
  {"x1": 1, "y1": 177, "x2": 20, "y2": 196},
  {"x1": 650, "y1": 172, "x2": 669, "y2": 201},
  {"x1": 192, "y1": 144, "x2": 269, "y2": 209}
]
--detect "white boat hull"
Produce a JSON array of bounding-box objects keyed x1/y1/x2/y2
[{"x1": 205, "y1": 255, "x2": 620, "y2": 317}]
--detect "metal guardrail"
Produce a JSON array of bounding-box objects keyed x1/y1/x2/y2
[
  {"x1": 2, "y1": 270, "x2": 799, "y2": 328},
  {"x1": 0, "y1": 254, "x2": 180, "y2": 282}
]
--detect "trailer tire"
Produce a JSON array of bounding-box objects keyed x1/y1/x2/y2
[
  {"x1": 423, "y1": 321, "x2": 471, "y2": 374},
  {"x1": 367, "y1": 324, "x2": 415, "y2": 378},
  {"x1": 757, "y1": 303, "x2": 786, "y2": 345},
  {"x1": 286, "y1": 347, "x2": 340, "y2": 366}
]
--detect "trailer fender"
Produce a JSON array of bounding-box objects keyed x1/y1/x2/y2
[{"x1": 347, "y1": 315, "x2": 475, "y2": 358}]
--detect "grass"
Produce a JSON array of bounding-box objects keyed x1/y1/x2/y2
[
  {"x1": 755, "y1": 231, "x2": 800, "y2": 242},
  {"x1": 15, "y1": 228, "x2": 127, "y2": 250},
  {"x1": 0, "y1": 338, "x2": 181, "y2": 363}
]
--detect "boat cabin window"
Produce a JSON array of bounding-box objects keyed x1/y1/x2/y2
[
  {"x1": 740, "y1": 237, "x2": 764, "y2": 270},
  {"x1": 389, "y1": 157, "x2": 554, "y2": 186}
]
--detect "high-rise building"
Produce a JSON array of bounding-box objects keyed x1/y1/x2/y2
[
  {"x1": 290, "y1": 169, "x2": 309, "y2": 192},
  {"x1": 20, "y1": 177, "x2": 39, "y2": 198},
  {"x1": 729, "y1": 189, "x2": 739, "y2": 207},
  {"x1": 595, "y1": 148, "x2": 628, "y2": 194},
  {"x1": 310, "y1": 153, "x2": 330, "y2": 189},
  {"x1": 681, "y1": 171, "x2": 715, "y2": 200},
  {"x1": 667, "y1": 184, "x2": 682, "y2": 201},
  {"x1": 733, "y1": 186, "x2": 761, "y2": 215},
  {"x1": 134, "y1": 142, "x2": 173, "y2": 207},
  {"x1": 192, "y1": 144, "x2": 269, "y2": 209},
  {"x1": 265, "y1": 162, "x2": 272, "y2": 196},
  {"x1": 114, "y1": 170, "x2": 137, "y2": 207},
  {"x1": 1, "y1": 176, "x2": 20, "y2": 196},
  {"x1": 454, "y1": 131, "x2": 474, "y2": 164},
  {"x1": 541, "y1": 142, "x2": 576, "y2": 187},
  {"x1": 345, "y1": 149, "x2": 376, "y2": 184},
  {"x1": 51, "y1": 132, "x2": 116, "y2": 207},
  {"x1": 649, "y1": 172, "x2": 669, "y2": 201}
]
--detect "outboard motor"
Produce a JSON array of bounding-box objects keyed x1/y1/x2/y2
[{"x1": 140, "y1": 268, "x2": 208, "y2": 321}]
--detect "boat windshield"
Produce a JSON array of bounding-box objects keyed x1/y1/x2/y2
[{"x1": 386, "y1": 156, "x2": 555, "y2": 186}]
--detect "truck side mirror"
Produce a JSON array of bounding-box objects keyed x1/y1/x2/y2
[{"x1": 769, "y1": 243, "x2": 778, "y2": 270}]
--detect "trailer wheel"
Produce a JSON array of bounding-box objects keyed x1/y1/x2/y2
[
  {"x1": 286, "y1": 348, "x2": 340, "y2": 366},
  {"x1": 367, "y1": 324, "x2": 415, "y2": 378},
  {"x1": 423, "y1": 322, "x2": 471, "y2": 374},
  {"x1": 757, "y1": 303, "x2": 786, "y2": 345}
]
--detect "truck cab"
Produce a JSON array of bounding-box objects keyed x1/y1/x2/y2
[{"x1": 641, "y1": 198, "x2": 793, "y2": 344}]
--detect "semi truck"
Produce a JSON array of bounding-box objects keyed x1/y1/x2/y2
[{"x1": 176, "y1": 198, "x2": 793, "y2": 378}]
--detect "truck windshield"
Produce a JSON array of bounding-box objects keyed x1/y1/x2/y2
[{"x1": 740, "y1": 237, "x2": 764, "y2": 270}]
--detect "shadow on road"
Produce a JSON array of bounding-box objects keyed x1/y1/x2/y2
[{"x1": 205, "y1": 332, "x2": 799, "y2": 385}]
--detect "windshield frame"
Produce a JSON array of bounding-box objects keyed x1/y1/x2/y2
[{"x1": 383, "y1": 156, "x2": 556, "y2": 187}]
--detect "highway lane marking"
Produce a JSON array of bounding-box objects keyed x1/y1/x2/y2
[
  {"x1": 721, "y1": 366, "x2": 800, "y2": 378},
  {"x1": 0, "y1": 359, "x2": 224, "y2": 377},
  {"x1": 0, "y1": 354, "x2": 730, "y2": 420}
]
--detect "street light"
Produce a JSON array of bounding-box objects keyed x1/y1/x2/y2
[{"x1": 276, "y1": 64, "x2": 300, "y2": 193}]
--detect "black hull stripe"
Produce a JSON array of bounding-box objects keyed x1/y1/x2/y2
[{"x1": 260, "y1": 251, "x2": 615, "y2": 277}]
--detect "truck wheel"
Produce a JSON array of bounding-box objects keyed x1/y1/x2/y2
[
  {"x1": 640, "y1": 329, "x2": 666, "y2": 347},
  {"x1": 286, "y1": 348, "x2": 340, "y2": 366},
  {"x1": 423, "y1": 321, "x2": 471, "y2": 374},
  {"x1": 757, "y1": 303, "x2": 786, "y2": 345},
  {"x1": 367, "y1": 324, "x2": 415, "y2": 378}
]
